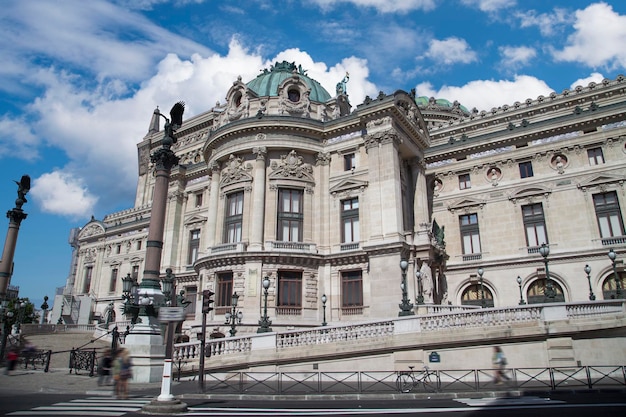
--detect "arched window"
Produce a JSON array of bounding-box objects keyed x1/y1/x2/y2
[
  {"x1": 461, "y1": 284, "x2": 494, "y2": 307},
  {"x1": 602, "y1": 271, "x2": 626, "y2": 299},
  {"x1": 527, "y1": 278, "x2": 565, "y2": 304}
]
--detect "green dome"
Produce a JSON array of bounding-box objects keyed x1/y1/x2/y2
[
  {"x1": 416, "y1": 96, "x2": 470, "y2": 114},
  {"x1": 246, "y1": 61, "x2": 332, "y2": 103}
]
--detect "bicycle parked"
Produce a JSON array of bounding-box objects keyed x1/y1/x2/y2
[{"x1": 396, "y1": 366, "x2": 437, "y2": 393}]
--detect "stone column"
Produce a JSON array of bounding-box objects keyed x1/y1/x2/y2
[
  {"x1": 412, "y1": 157, "x2": 431, "y2": 246},
  {"x1": 205, "y1": 162, "x2": 221, "y2": 250},
  {"x1": 0, "y1": 203, "x2": 28, "y2": 298},
  {"x1": 249, "y1": 147, "x2": 267, "y2": 251}
]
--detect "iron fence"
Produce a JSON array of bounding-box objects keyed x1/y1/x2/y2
[{"x1": 197, "y1": 366, "x2": 626, "y2": 394}]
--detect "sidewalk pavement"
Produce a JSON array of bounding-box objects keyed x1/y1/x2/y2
[{"x1": 0, "y1": 365, "x2": 532, "y2": 400}]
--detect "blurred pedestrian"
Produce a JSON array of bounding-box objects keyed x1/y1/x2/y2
[
  {"x1": 113, "y1": 348, "x2": 132, "y2": 399},
  {"x1": 492, "y1": 346, "x2": 510, "y2": 385},
  {"x1": 97, "y1": 349, "x2": 113, "y2": 386},
  {"x1": 5, "y1": 347, "x2": 19, "y2": 375}
]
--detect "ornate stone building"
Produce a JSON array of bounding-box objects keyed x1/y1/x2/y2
[{"x1": 50, "y1": 63, "x2": 626, "y2": 337}]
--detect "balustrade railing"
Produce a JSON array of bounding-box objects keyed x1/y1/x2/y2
[{"x1": 172, "y1": 301, "x2": 625, "y2": 365}]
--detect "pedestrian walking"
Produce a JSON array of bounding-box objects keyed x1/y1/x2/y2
[
  {"x1": 113, "y1": 348, "x2": 132, "y2": 399},
  {"x1": 492, "y1": 346, "x2": 510, "y2": 385},
  {"x1": 97, "y1": 349, "x2": 113, "y2": 386},
  {"x1": 5, "y1": 347, "x2": 19, "y2": 375}
]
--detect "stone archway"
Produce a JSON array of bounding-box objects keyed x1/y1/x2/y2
[
  {"x1": 601, "y1": 271, "x2": 625, "y2": 299},
  {"x1": 461, "y1": 283, "x2": 494, "y2": 307}
]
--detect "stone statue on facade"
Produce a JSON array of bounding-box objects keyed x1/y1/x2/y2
[
  {"x1": 336, "y1": 72, "x2": 350, "y2": 95},
  {"x1": 104, "y1": 302, "x2": 115, "y2": 327},
  {"x1": 420, "y1": 263, "x2": 434, "y2": 304}
]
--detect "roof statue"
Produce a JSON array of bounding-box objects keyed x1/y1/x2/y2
[
  {"x1": 14, "y1": 174, "x2": 31, "y2": 208},
  {"x1": 336, "y1": 72, "x2": 350, "y2": 95}
]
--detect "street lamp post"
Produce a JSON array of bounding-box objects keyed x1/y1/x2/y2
[
  {"x1": 225, "y1": 292, "x2": 243, "y2": 337},
  {"x1": 321, "y1": 294, "x2": 327, "y2": 326},
  {"x1": 477, "y1": 268, "x2": 486, "y2": 308},
  {"x1": 160, "y1": 268, "x2": 176, "y2": 360},
  {"x1": 607, "y1": 249, "x2": 622, "y2": 299},
  {"x1": 398, "y1": 259, "x2": 415, "y2": 316},
  {"x1": 517, "y1": 276, "x2": 526, "y2": 305},
  {"x1": 40, "y1": 296, "x2": 49, "y2": 324},
  {"x1": 257, "y1": 277, "x2": 272, "y2": 333},
  {"x1": 415, "y1": 270, "x2": 424, "y2": 304},
  {"x1": 538, "y1": 243, "x2": 556, "y2": 302},
  {"x1": 584, "y1": 264, "x2": 596, "y2": 301},
  {"x1": 16, "y1": 300, "x2": 26, "y2": 334}
]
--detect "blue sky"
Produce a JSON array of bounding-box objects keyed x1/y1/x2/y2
[{"x1": 1, "y1": 0, "x2": 626, "y2": 308}]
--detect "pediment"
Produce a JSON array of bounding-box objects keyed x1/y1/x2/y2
[
  {"x1": 447, "y1": 198, "x2": 485, "y2": 212},
  {"x1": 184, "y1": 214, "x2": 208, "y2": 226},
  {"x1": 78, "y1": 221, "x2": 105, "y2": 239},
  {"x1": 577, "y1": 173, "x2": 625, "y2": 191},
  {"x1": 329, "y1": 179, "x2": 369, "y2": 194},
  {"x1": 508, "y1": 185, "x2": 552, "y2": 203}
]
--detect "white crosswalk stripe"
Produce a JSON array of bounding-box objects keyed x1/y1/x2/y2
[
  {"x1": 7, "y1": 396, "x2": 152, "y2": 416},
  {"x1": 454, "y1": 396, "x2": 565, "y2": 407}
]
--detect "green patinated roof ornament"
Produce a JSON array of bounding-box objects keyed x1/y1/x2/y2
[{"x1": 246, "y1": 60, "x2": 331, "y2": 102}]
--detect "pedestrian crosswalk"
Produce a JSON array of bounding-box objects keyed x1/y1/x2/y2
[{"x1": 7, "y1": 396, "x2": 153, "y2": 416}]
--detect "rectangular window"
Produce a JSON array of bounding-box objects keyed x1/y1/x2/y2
[
  {"x1": 519, "y1": 161, "x2": 534, "y2": 178},
  {"x1": 344, "y1": 153, "x2": 356, "y2": 171},
  {"x1": 183, "y1": 286, "x2": 197, "y2": 314},
  {"x1": 460, "y1": 213, "x2": 481, "y2": 254},
  {"x1": 593, "y1": 191, "x2": 625, "y2": 238},
  {"x1": 341, "y1": 198, "x2": 360, "y2": 243},
  {"x1": 278, "y1": 271, "x2": 302, "y2": 307},
  {"x1": 131, "y1": 265, "x2": 139, "y2": 281},
  {"x1": 82, "y1": 266, "x2": 93, "y2": 294},
  {"x1": 216, "y1": 272, "x2": 233, "y2": 307},
  {"x1": 277, "y1": 189, "x2": 303, "y2": 242},
  {"x1": 188, "y1": 229, "x2": 200, "y2": 264},
  {"x1": 522, "y1": 203, "x2": 548, "y2": 247},
  {"x1": 224, "y1": 191, "x2": 243, "y2": 243},
  {"x1": 136, "y1": 240, "x2": 142, "y2": 251},
  {"x1": 195, "y1": 193, "x2": 203, "y2": 207},
  {"x1": 458, "y1": 173, "x2": 471, "y2": 190},
  {"x1": 116, "y1": 244, "x2": 121, "y2": 254},
  {"x1": 587, "y1": 147, "x2": 605, "y2": 165},
  {"x1": 109, "y1": 268, "x2": 118, "y2": 293},
  {"x1": 342, "y1": 270, "x2": 363, "y2": 307}
]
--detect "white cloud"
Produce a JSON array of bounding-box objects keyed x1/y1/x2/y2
[
  {"x1": 552, "y1": 3, "x2": 626, "y2": 70},
  {"x1": 569, "y1": 72, "x2": 605, "y2": 89},
  {"x1": 461, "y1": 0, "x2": 516, "y2": 13},
  {"x1": 424, "y1": 37, "x2": 478, "y2": 65},
  {"x1": 0, "y1": 116, "x2": 41, "y2": 161},
  {"x1": 415, "y1": 75, "x2": 553, "y2": 112},
  {"x1": 311, "y1": 0, "x2": 436, "y2": 13},
  {"x1": 31, "y1": 171, "x2": 99, "y2": 219},
  {"x1": 499, "y1": 46, "x2": 537, "y2": 68},
  {"x1": 14, "y1": 37, "x2": 378, "y2": 219},
  {"x1": 515, "y1": 7, "x2": 571, "y2": 36}
]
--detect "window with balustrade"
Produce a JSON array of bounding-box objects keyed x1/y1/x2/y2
[
  {"x1": 82, "y1": 266, "x2": 93, "y2": 294},
  {"x1": 341, "y1": 198, "x2": 359, "y2": 244},
  {"x1": 460, "y1": 213, "x2": 481, "y2": 259},
  {"x1": 224, "y1": 191, "x2": 243, "y2": 243},
  {"x1": 341, "y1": 270, "x2": 363, "y2": 314},
  {"x1": 216, "y1": 272, "x2": 233, "y2": 314},
  {"x1": 593, "y1": 191, "x2": 625, "y2": 240},
  {"x1": 522, "y1": 203, "x2": 548, "y2": 250},
  {"x1": 109, "y1": 268, "x2": 118, "y2": 293},
  {"x1": 277, "y1": 188, "x2": 303, "y2": 242},
  {"x1": 188, "y1": 229, "x2": 200, "y2": 264},
  {"x1": 277, "y1": 270, "x2": 302, "y2": 314}
]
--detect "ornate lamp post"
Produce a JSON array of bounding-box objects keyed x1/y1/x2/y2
[
  {"x1": 121, "y1": 273, "x2": 139, "y2": 323},
  {"x1": 398, "y1": 259, "x2": 415, "y2": 316},
  {"x1": 477, "y1": 267, "x2": 486, "y2": 308},
  {"x1": 257, "y1": 277, "x2": 272, "y2": 333},
  {"x1": 321, "y1": 294, "x2": 327, "y2": 326},
  {"x1": 538, "y1": 243, "x2": 556, "y2": 302},
  {"x1": 607, "y1": 249, "x2": 622, "y2": 299},
  {"x1": 584, "y1": 264, "x2": 596, "y2": 301},
  {"x1": 225, "y1": 292, "x2": 243, "y2": 337},
  {"x1": 517, "y1": 276, "x2": 526, "y2": 305},
  {"x1": 415, "y1": 270, "x2": 424, "y2": 304}
]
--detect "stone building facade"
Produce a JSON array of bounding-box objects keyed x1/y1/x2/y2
[{"x1": 50, "y1": 63, "x2": 626, "y2": 336}]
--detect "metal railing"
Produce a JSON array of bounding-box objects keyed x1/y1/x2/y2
[{"x1": 197, "y1": 366, "x2": 626, "y2": 394}]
